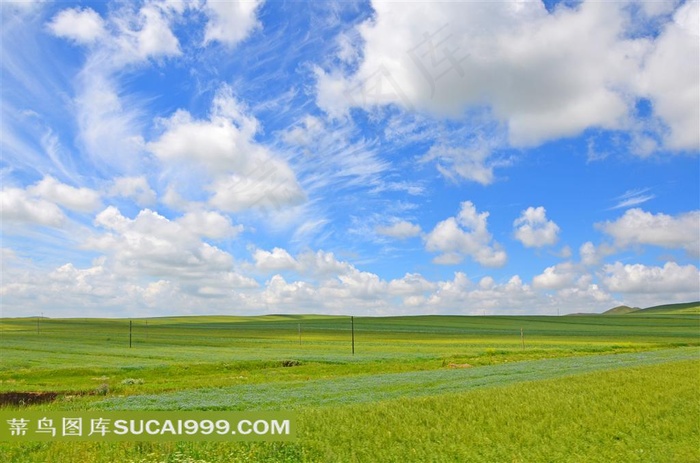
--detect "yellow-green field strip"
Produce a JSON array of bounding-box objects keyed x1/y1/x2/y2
[{"x1": 96, "y1": 346, "x2": 698, "y2": 411}]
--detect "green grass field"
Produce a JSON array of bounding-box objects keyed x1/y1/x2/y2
[{"x1": 1, "y1": 313, "x2": 698, "y2": 462}]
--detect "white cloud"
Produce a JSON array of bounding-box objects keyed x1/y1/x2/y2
[
  {"x1": 50, "y1": 2, "x2": 181, "y2": 63},
  {"x1": 579, "y1": 241, "x2": 616, "y2": 267},
  {"x1": 610, "y1": 188, "x2": 655, "y2": 210},
  {"x1": 262, "y1": 274, "x2": 316, "y2": 307},
  {"x1": 47, "y1": 7, "x2": 106, "y2": 45},
  {"x1": 87, "y1": 206, "x2": 251, "y2": 286},
  {"x1": 318, "y1": 1, "x2": 698, "y2": 154},
  {"x1": 532, "y1": 262, "x2": 580, "y2": 290},
  {"x1": 425, "y1": 201, "x2": 506, "y2": 267},
  {"x1": 208, "y1": 162, "x2": 304, "y2": 212},
  {"x1": 203, "y1": 0, "x2": 263, "y2": 46},
  {"x1": 28, "y1": 176, "x2": 100, "y2": 212},
  {"x1": 281, "y1": 115, "x2": 324, "y2": 147},
  {"x1": 387, "y1": 273, "x2": 436, "y2": 296},
  {"x1": 597, "y1": 208, "x2": 700, "y2": 257},
  {"x1": 0, "y1": 177, "x2": 100, "y2": 227},
  {"x1": 110, "y1": 3, "x2": 181, "y2": 64},
  {"x1": 376, "y1": 220, "x2": 422, "y2": 239},
  {"x1": 177, "y1": 210, "x2": 242, "y2": 240},
  {"x1": 50, "y1": 2, "x2": 187, "y2": 175},
  {"x1": 253, "y1": 247, "x2": 298, "y2": 272},
  {"x1": 251, "y1": 247, "x2": 355, "y2": 278},
  {"x1": 426, "y1": 273, "x2": 537, "y2": 314},
  {"x1": 74, "y1": 62, "x2": 146, "y2": 172},
  {"x1": 601, "y1": 261, "x2": 700, "y2": 294},
  {"x1": 423, "y1": 145, "x2": 497, "y2": 186},
  {"x1": 638, "y1": 0, "x2": 699, "y2": 151},
  {"x1": 149, "y1": 86, "x2": 305, "y2": 212},
  {"x1": 296, "y1": 250, "x2": 353, "y2": 277},
  {"x1": 320, "y1": 2, "x2": 643, "y2": 145},
  {"x1": 109, "y1": 176, "x2": 156, "y2": 206},
  {"x1": 513, "y1": 206, "x2": 560, "y2": 248},
  {"x1": 0, "y1": 187, "x2": 64, "y2": 227},
  {"x1": 334, "y1": 268, "x2": 387, "y2": 300}
]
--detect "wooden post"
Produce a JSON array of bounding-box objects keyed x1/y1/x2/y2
[
  {"x1": 520, "y1": 327, "x2": 524, "y2": 349},
  {"x1": 351, "y1": 316, "x2": 355, "y2": 356},
  {"x1": 129, "y1": 320, "x2": 132, "y2": 348},
  {"x1": 298, "y1": 323, "x2": 301, "y2": 345}
]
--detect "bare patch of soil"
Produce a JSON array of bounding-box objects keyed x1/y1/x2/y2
[
  {"x1": 0, "y1": 391, "x2": 58, "y2": 407},
  {"x1": 447, "y1": 363, "x2": 473, "y2": 369}
]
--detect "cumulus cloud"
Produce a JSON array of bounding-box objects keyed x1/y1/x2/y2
[
  {"x1": 376, "y1": 220, "x2": 422, "y2": 239},
  {"x1": 253, "y1": 247, "x2": 298, "y2": 272},
  {"x1": 1, "y1": 177, "x2": 100, "y2": 228},
  {"x1": 47, "y1": 7, "x2": 106, "y2": 45},
  {"x1": 532, "y1": 262, "x2": 580, "y2": 289},
  {"x1": 601, "y1": 261, "x2": 700, "y2": 295},
  {"x1": 203, "y1": 0, "x2": 263, "y2": 46},
  {"x1": 252, "y1": 247, "x2": 353, "y2": 277},
  {"x1": 597, "y1": 208, "x2": 700, "y2": 257},
  {"x1": 122, "y1": 3, "x2": 181, "y2": 61},
  {"x1": 513, "y1": 206, "x2": 560, "y2": 248},
  {"x1": 579, "y1": 241, "x2": 616, "y2": 267},
  {"x1": 87, "y1": 206, "x2": 254, "y2": 288},
  {"x1": 426, "y1": 273, "x2": 536, "y2": 313},
  {"x1": 177, "y1": 210, "x2": 243, "y2": 240},
  {"x1": 28, "y1": 176, "x2": 100, "y2": 212},
  {"x1": 109, "y1": 176, "x2": 156, "y2": 206},
  {"x1": 149, "y1": 86, "x2": 305, "y2": 212},
  {"x1": 638, "y1": 0, "x2": 699, "y2": 151},
  {"x1": 317, "y1": 1, "x2": 697, "y2": 154},
  {"x1": 387, "y1": 273, "x2": 436, "y2": 296},
  {"x1": 425, "y1": 201, "x2": 507, "y2": 267},
  {"x1": 0, "y1": 187, "x2": 65, "y2": 227}
]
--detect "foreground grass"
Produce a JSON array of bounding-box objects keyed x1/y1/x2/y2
[
  {"x1": 2, "y1": 359, "x2": 698, "y2": 462},
  {"x1": 300, "y1": 359, "x2": 700, "y2": 463}
]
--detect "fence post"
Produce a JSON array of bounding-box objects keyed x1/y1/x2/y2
[
  {"x1": 351, "y1": 316, "x2": 355, "y2": 355},
  {"x1": 298, "y1": 323, "x2": 301, "y2": 345},
  {"x1": 520, "y1": 327, "x2": 524, "y2": 349},
  {"x1": 129, "y1": 320, "x2": 132, "y2": 348}
]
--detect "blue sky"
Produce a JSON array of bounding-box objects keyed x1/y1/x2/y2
[{"x1": 1, "y1": 0, "x2": 698, "y2": 317}]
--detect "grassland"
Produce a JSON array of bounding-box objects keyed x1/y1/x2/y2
[
  {"x1": 631, "y1": 301, "x2": 700, "y2": 315},
  {"x1": 1, "y1": 313, "x2": 698, "y2": 462}
]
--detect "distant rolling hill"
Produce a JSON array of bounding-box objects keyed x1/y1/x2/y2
[
  {"x1": 602, "y1": 301, "x2": 700, "y2": 315},
  {"x1": 602, "y1": 305, "x2": 640, "y2": 315},
  {"x1": 631, "y1": 301, "x2": 700, "y2": 315}
]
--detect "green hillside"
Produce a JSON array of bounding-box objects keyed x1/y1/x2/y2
[
  {"x1": 603, "y1": 305, "x2": 640, "y2": 315},
  {"x1": 633, "y1": 301, "x2": 700, "y2": 315}
]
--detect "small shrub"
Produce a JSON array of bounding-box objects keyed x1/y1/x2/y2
[
  {"x1": 95, "y1": 383, "x2": 109, "y2": 396},
  {"x1": 281, "y1": 359, "x2": 301, "y2": 367},
  {"x1": 121, "y1": 378, "x2": 145, "y2": 385}
]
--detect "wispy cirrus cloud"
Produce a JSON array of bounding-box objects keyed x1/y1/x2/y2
[{"x1": 610, "y1": 188, "x2": 656, "y2": 210}]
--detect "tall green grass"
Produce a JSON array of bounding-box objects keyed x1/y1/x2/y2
[{"x1": 2, "y1": 359, "x2": 697, "y2": 462}]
